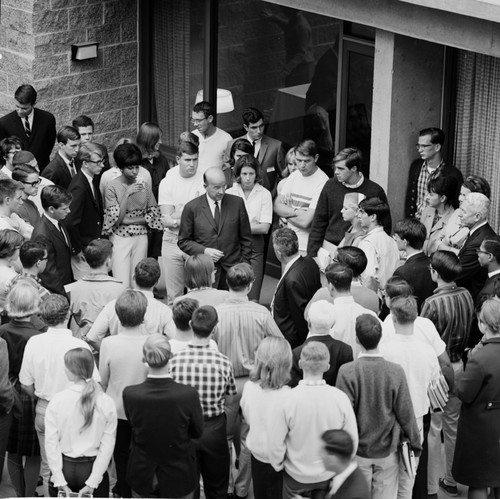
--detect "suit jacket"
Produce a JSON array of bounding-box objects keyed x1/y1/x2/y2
[
  {"x1": 123, "y1": 377, "x2": 203, "y2": 498},
  {"x1": 31, "y1": 215, "x2": 74, "y2": 295},
  {"x1": 178, "y1": 193, "x2": 252, "y2": 273},
  {"x1": 393, "y1": 252, "x2": 436, "y2": 311},
  {"x1": 476, "y1": 274, "x2": 500, "y2": 308},
  {"x1": 42, "y1": 153, "x2": 73, "y2": 189},
  {"x1": 0, "y1": 108, "x2": 56, "y2": 170},
  {"x1": 64, "y1": 170, "x2": 104, "y2": 254},
  {"x1": 456, "y1": 223, "x2": 497, "y2": 301},
  {"x1": 329, "y1": 466, "x2": 370, "y2": 499},
  {"x1": 272, "y1": 256, "x2": 321, "y2": 348}
]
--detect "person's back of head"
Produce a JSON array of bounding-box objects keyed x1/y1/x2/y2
[
  {"x1": 272, "y1": 227, "x2": 299, "y2": 259},
  {"x1": 12, "y1": 163, "x2": 38, "y2": 183},
  {"x1": 325, "y1": 262, "x2": 352, "y2": 293},
  {"x1": 115, "y1": 290, "x2": 148, "y2": 328},
  {"x1": 0, "y1": 229, "x2": 24, "y2": 260},
  {"x1": 321, "y1": 429, "x2": 355, "y2": 472},
  {"x1": 478, "y1": 297, "x2": 500, "y2": 336},
  {"x1": 299, "y1": 341, "x2": 330, "y2": 376},
  {"x1": 0, "y1": 178, "x2": 22, "y2": 206},
  {"x1": 142, "y1": 334, "x2": 172, "y2": 369},
  {"x1": 5, "y1": 282, "x2": 40, "y2": 319},
  {"x1": 134, "y1": 257, "x2": 160, "y2": 289},
  {"x1": 429, "y1": 250, "x2": 462, "y2": 283},
  {"x1": 172, "y1": 298, "x2": 199, "y2": 331},
  {"x1": 40, "y1": 185, "x2": 72, "y2": 211},
  {"x1": 390, "y1": 296, "x2": 418, "y2": 326},
  {"x1": 83, "y1": 239, "x2": 113, "y2": 270},
  {"x1": 184, "y1": 254, "x2": 214, "y2": 289},
  {"x1": 308, "y1": 300, "x2": 335, "y2": 331},
  {"x1": 393, "y1": 218, "x2": 427, "y2": 250},
  {"x1": 462, "y1": 175, "x2": 491, "y2": 199},
  {"x1": 355, "y1": 314, "x2": 381, "y2": 351},
  {"x1": 13, "y1": 150, "x2": 36, "y2": 168},
  {"x1": 249, "y1": 337, "x2": 292, "y2": 389},
  {"x1": 336, "y1": 246, "x2": 367, "y2": 278},
  {"x1": 190, "y1": 305, "x2": 218, "y2": 338},
  {"x1": 41, "y1": 294, "x2": 70, "y2": 327},
  {"x1": 179, "y1": 131, "x2": 199, "y2": 147},
  {"x1": 19, "y1": 240, "x2": 47, "y2": 269},
  {"x1": 226, "y1": 263, "x2": 254, "y2": 292},
  {"x1": 384, "y1": 276, "x2": 413, "y2": 301}
]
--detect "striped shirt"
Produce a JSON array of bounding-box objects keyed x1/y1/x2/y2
[
  {"x1": 420, "y1": 283, "x2": 474, "y2": 363},
  {"x1": 214, "y1": 297, "x2": 283, "y2": 377},
  {"x1": 169, "y1": 343, "x2": 237, "y2": 418}
]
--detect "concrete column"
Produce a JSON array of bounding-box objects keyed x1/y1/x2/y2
[{"x1": 370, "y1": 30, "x2": 444, "y2": 222}]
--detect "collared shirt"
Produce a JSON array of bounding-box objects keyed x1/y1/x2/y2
[
  {"x1": 8, "y1": 272, "x2": 51, "y2": 302},
  {"x1": 416, "y1": 160, "x2": 444, "y2": 218},
  {"x1": 226, "y1": 183, "x2": 273, "y2": 225},
  {"x1": 214, "y1": 296, "x2": 283, "y2": 377},
  {"x1": 270, "y1": 254, "x2": 301, "y2": 314},
  {"x1": 488, "y1": 269, "x2": 500, "y2": 278},
  {"x1": 246, "y1": 134, "x2": 261, "y2": 158},
  {"x1": 82, "y1": 169, "x2": 96, "y2": 198},
  {"x1": 329, "y1": 462, "x2": 358, "y2": 495},
  {"x1": 22, "y1": 110, "x2": 34, "y2": 130},
  {"x1": 168, "y1": 343, "x2": 237, "y2": 418},
  {"x1": 298, "y1": 379, "x2": 326, "y2": 386},
  {"x1": 0, "y1": 166, "x2": 12, "y2": 178},
  {"x1": 45, "y1": 384, "x2": 117, "y2": 489},
  {"x1": 58, "y1": 151, "x2": 75, "y2": 176},
  {"x1": 405, "y1": 250, "x2": 424, "y2": 262},
  {"x1": 343, "y1": 173, "x2": 364, "y2": 189},
  {"x1": 43, "y1": 213, "x2": 69, "y2": 246},
  {"x1": 469, "y1": 220, "x2": 487, "y2": 236},
  {"x1": 19, "y1": 327, "x2": 100, "y2": 400},
  {"x1": 358, "y1": 352, "x2": 383, "y2": 358},
  {"x1": 0, "y1": 213, "x2": 33, "y2": 239},
  {"x1": 206, "y1": 193, "x2": 220, "y2": 218}
]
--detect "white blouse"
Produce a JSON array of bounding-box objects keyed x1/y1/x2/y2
[{"x1": 226, "y1": 183, "x2": 272, "y2": 225}]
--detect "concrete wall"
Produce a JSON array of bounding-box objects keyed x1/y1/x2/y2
[{"x1": 0, "y1": 0, "x2": 138, "y2": 150}]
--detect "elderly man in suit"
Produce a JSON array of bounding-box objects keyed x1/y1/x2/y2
[
  {"x1": 178, "y1": 166, "x2": 252, "y2": 289},
  {"x1": 271, "y1": 227, "x2": 321, "y2": 348},
  {"x1": 42, "y1": 126, "x2": 81, "y2": 189},
  {"x1": 64, "y1": 143, "x2": 105, "y2": 279},
  {"x1": 0, "y1": 84, "x2": 56, "y2": 171}
]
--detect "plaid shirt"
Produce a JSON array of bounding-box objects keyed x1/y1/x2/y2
[
  {"x1": 169, "y1": 343, "x2": 237, "y2": 418},
  {"x1": 416, "y1": 160, "x2": 444, "y2": 219}
]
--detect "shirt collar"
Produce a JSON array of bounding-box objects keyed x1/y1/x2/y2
[
  {"x1": 488, "y1": 269, "x2": 500, "y2": 278},
  {"x1": 470, "y1": 220, "x2": 487, "y2": 236},
  {"x1": 333, "y1": 296, "x2": 355, "y2": 304},
  {"x1": 57, "y1": 151, "x2": 71, "y2": 166},
  {"x1": 43, "y1": 213, "x2": 61, "y2": 230},
  {"x1": 147, "y1": 374, "x2": 171, "y2": 379},
  {"x1": 405, "y1": 250, "x2": 424, "y2": 262},
  {"x1": 433, "y1": 282, "x2": 457, "y2": 294},
  {"x1": 283, "y1": 254, "x2": 301, "y2": 276},
  {"x1": 47, "y1": 327, "x2": 72, "y2": 335},
  {"x1": 342, "y1": 173, "x2": 364, "y2": 189},
  {"x1": 246, "y1": 134, "x2": 260, "y2": 144},
  {"x1": 358, "y1": 352, "x2": 383, "y2": 358},
  {"x1": 299, "y1": 379, "x2": 326, "y2": 386},
  {"x1": 82, "y1": 169, "x2": 94, "y2": 186}
]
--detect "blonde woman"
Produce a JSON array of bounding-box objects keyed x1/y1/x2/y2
[{"x1": 338, "y1": 192, "x2": 366, "y2": 248}]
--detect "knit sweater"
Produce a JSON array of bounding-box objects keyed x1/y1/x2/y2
[{"x1": 336, "y1": 356, "x2": 422, "y2": 458}]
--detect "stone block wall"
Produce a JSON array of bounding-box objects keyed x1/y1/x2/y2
[{"x1": 0, "y1": 0, "x2": 138, "y2": 151}]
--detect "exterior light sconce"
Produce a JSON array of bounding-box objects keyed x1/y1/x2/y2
[
  {"x1": 71, "y1": 42, "x2": 99, "y2": 61},
  {"x1": 195, "y1": 89, "x2": 234, "y2": 113}
]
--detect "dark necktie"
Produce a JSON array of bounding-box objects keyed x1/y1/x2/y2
[
  {"x1": 58, "y1": 223, "x2": 69, "y2": 246},
  {"x1": 214, "y1": 201, "x2": 220, "y2": 229},
  {"x1": 24, "y1": 117, "x2": 31, "y2": 138},
  {"x1": 252, "y1": 141, "x2": 257, "y2": 158},
  {"x1": 69, "y1": 159, "x2": 76, "y2": 177}
]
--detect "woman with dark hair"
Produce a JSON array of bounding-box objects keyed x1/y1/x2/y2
[
  {"x1": 45, "y1": 348, "x2": 117, "y2": 497},
  {"x1": 227, "y1": 155, "x2": 272, "y2": 301},
  {"x1": 0, "y1": 229, "x2": 24, "y2": 315},
  {"x1": 225, "y1": 138, "x2": 254, "y2": 187},
  {"x1": 420, "y1": 175, "x2": 461, "y2": 255}
]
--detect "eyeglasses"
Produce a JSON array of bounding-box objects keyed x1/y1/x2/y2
[
  {"x1": 476, "y1": 249, "x2": 491, "y2": 256},
  {"x1": 416, "y1": 143, "x2": 434, "y2": 150},
  {"x1": 22, "y1": 180, "x2": 41, "y2": 187},
  {"x1": 87, "y1": 158, "x2": 104, "y2": 165}
]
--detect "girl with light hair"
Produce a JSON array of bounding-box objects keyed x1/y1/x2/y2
[{"x1": 338, "y1": 192, "x2": 366, "y2": 248}]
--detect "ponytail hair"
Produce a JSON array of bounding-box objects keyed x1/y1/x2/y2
[{"x1": 64, "y1": 348, "x2": 101, "y2": 432}]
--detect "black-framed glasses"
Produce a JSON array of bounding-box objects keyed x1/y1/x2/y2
[
  {"x1": 476, "y1": 249, "x2": 491, "y2": 255},
  {"x1": 87, "y1": 158, "x2": 104, "y2": 165},
  {"x1": 22, "y1": 179, "x2": 41, "y2": 187},
  {"x1": 416, "y1": 143, "x2": 434, "y2": 150}
]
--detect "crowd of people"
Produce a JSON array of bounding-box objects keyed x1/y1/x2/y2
[{"x1": 0, "y1": 83, "x2": 498, "y2": 499}]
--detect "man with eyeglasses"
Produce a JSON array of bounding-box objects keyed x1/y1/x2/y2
[
  {"x1": 11, "y1": 163, "x2": 42, "y2": 227},
  {"x1": 404, "y1": 127, "x2": 462, "y2": 219},
  {"x1": 191, "y1": 101, "x2": 232, "y2": 174},
  {"x1": 64, "y1": 143, "x2": 106, "y2": 279}
]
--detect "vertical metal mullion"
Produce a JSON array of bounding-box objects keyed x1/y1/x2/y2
[{"x1": 204, "y1": 0, "x2": 219, "y2": 122}]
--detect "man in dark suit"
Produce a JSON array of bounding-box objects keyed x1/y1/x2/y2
[
  {"x1": 393, "y1": 218, "x2": 436, "y2": 311},
  {"x1": 123, "y1": 334, "x2": 203, "y2": 499},
  {"x1": 224, "y1": 107, "x2": 286, "y2": 191},
  {"x1": 0, "y1": 84, "x2": 56, "y2": 171},
  {"x1": 31, "y1": 185, "x2": 74, "y2": 295},
  {"x1": 456, "y1": 192, "x2": 497, "y2": 302},
  {"x1": 476, "y1": 236, "x2": 500, "y2": 307},
  {"x1": 42, "y1": 126, "x2": 81, "y2": 189},
  {"x1": 64, "y1": 143, "x2": 105, "y2": 279},
  {"x1": 178, "y1": 167, "x2": 252, "y2": 289},
  {"x1": 72, "y1": 115, "x2": 110, "y2": 173},
  {"x1": 271, "y1": 227, "x2": 321, "y2": 348}
]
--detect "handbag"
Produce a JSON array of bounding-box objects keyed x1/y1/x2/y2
[{"x1": 427, "y1": 373, "x2": 449, "y2": 412}]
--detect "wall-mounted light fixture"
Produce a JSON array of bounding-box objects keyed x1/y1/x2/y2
[
  {"x1": 195, "y1": 88, "x2": 234, "y2": 114},
  {"x1": 71, "y1": 42, "x2": 99, "y2": 61}
]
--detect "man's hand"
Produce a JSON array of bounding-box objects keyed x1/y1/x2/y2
[
  {"x1": 78, "y1": 485, "x2": 95, "y2": 497},
  {"x1": 58, "y1": 485, "x2": 73, "y2": 496},
  {"x1": 204, "y1": 248, "x2": 224, "y2": 262}
]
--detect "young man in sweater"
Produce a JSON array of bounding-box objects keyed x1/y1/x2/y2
[
  {"x1": 336, "y1": 314, "x2": 421, "y2": 499},
  {"x1": 269, "y1": 341, "x2": 358, "y2": 499}
]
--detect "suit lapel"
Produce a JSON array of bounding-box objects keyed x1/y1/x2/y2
[
  {"x1": 218, "y1": 196, "x2": 230, "y2": 233},
  {"x1": 44, "y1": 216, "x2": 66, "y2": 245},
  {"x1": 258, "y1": 138, "x2": 268, "y2": 163},
  {"x1": 201, "y1": 196, "x2": 217, "y2": 231}
]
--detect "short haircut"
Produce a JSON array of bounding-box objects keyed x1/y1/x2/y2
[
  {"x1": 19, "y1": 240, "x2": 47, "y2": 268},
  {"x1": 295, "y1": 139, "x2": 317, "y2": 157},
  {"x1": 5, "y1": 282, "x2": 40, "y2": 318},
  {"x1": 478, "y1": 297, "x2": 500, "y2": 335},
  {"x1": 325, "y1": 262, "x2": 352, "y2": 292},
  {"x1": 113, "y1": 143, "x2": 142, "y2": 169},
  {"x1": 134, "y1": 258, "x2": 161, "y2": 288},
  {"x1": 184, "y1": 254, "x2": 214, "y2": 289},
  {"x1": 0, "y1": 178, "x2": 23, "y2": 204},
  {"x1": 12, "y1": 164, "x2": 38, "y2": 183},
  {"x1": 336, "y1": 246, "x2": 367, "y2": 278},
  {"x1": 390, "y1": 296, "x2": 418, "y2": 325},
  {"x1": 15, "y1": 84, "x2": 37, "y2": 105},
  {"x1": 462, "y1": 175, "x2": 491, "y2": 199},
  {"x1": 179, "y1": 131, "x2": 199, "y2": 147},
  {"x1": 384, "y1": 276, "x2": 413, "y2": 300},
  {"x1": 72, "y1": 115, "x2": 94, "y2": 130},
  {"x1": 177, "y1": 139, "x2": 198, "y2": 157},
  {"x1": 332, "y1": 147, "x2": 362, "y2": 170},
  {"x1": 57, "y1": 126, "x2": 80, "y2": 144},
  {"x1": 462, "y1": 192, "x2": 490, "y2": 221},
  {"x1": 427, "y1": 175, "x2": 459, "y2": 209},
  {"x1": 393, "y1": 218, "x2": 427, "y2": 250},
  {"x1": 12, "y1": 150, "x2": 35, "y2": 166},
  {"x1": 229, "y1": 138, "x2": 254, "y2": 166},
  {"x1": 191, "y1": 305, "x2": 218, "y2": 338},
  {"x1": 308, "y1": 300, "x2": 335, "y2": 329},
  {"x1": 83, "y1": 239, "x2": 113, "y2": 269},
  {"x1": 172, "y1": 298, "x2": 199, "y2": 331},
  {"x1": 249, "y1": 337, "x2": 292, "y2": 389},
  {"x1": 40, "y1": 294, "x2": 70, "y2": 326},
  {"x1": 226, "y1": 263, "x2": 254, "y2": 291},
  {"x1": 40, "y1": 185, "x2": 72, "y2": 210},
  {"x1": 1, "y1": 136, "x2": 22, "y2": 159},
  {"x1": 115, "y1": 290, "x2": 148, "y2": 328},
  {"x1": 234, "y1": 155, "x2": 262, "y2": 184},
  {"x1": 419, "y1": 127, "x2": 445, "y2": 147},
  {"x1": 321, "y1": 429, "x2": 354, "y2": 459},
  {"x1": 300, "y1": 341, "x2": 329, "y2": 375},
  {"x1": 358, "y1": 197, "x2": 390, "y2": 226},
  {"x1": 355, "y1": 314, "x2": 381, "y2": 350},
  {"x1": 77, "y1": 142, "x2": 102, "y2": 164},
  {"x1": 272, "y1": 227, "x2": 299, "y2": 258},
  {"x1": 482, "y1": 237, "x2": 500, "y2": 264},
  {"x1": 0, "y1": 229, "x2": 24, "y2": 259},
  {"x1": 193, "y1": 101, "x2": 215, "y2": 119},
  {"x1": 242, "y1": 107, "x2": 264, "y2": 126},
  {"x1": 136, "y1": 122, "x2": 162, "y2": 156},
  {"x1": 430, "y1": 250, "x2": 462, "y2": 282},
  {"x1": 142, "y1": 334, "x2": 172, "y2": 368}
]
